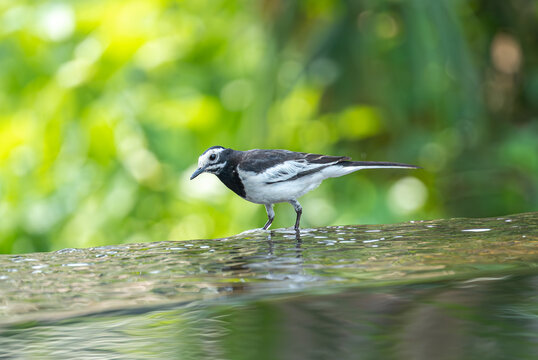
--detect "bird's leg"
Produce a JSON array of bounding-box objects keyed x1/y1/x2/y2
[
  {"x1": 263, "y1": 204, "x2": 275, "y2": 230},
  {"x1": 289, "y1": 200, "x2": 303, "y2": 230}
]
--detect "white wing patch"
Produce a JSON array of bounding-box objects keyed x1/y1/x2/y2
[{"x1": 262, "y1": 160, "x2": 332, "y2": 183}]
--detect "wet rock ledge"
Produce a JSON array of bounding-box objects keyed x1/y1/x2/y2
[{"x1": 0, "y1": 212, "x2": 537, "y2": 326}]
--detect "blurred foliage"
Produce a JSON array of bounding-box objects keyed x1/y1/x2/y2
[{"x1": 0, "y1": 0, "x2": 536, "y2": 253}]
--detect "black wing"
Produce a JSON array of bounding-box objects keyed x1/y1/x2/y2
[{"x1": 238, "y1": 149, "x2": 350, "y2": 174}]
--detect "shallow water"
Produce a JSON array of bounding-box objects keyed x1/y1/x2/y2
[{"x1": 1, "y1": 213, "x2": 537, "y2": 359}]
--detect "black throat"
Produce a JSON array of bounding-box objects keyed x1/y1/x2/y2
[{"x1": 216, "y1": 150, "x2": 246, "y2": 198}]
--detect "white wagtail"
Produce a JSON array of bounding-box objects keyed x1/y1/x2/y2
[{"x1": 190, "y1": 146, "x2": 420, "y2": 230}]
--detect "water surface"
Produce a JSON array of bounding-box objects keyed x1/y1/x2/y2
[{"x1": 1, "y1": 213, "x2": 537, "y2": 359}]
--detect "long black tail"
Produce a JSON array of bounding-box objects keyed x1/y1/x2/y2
[{"x1": 340, "y1": 161, "x2": 421, "y2": 169}]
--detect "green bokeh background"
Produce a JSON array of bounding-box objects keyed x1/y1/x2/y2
[{"x1": 0, "y1": 0, "x2": 536, "y2": 254}]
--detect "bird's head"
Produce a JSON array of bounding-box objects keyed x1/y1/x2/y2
[{"x1": 190, "y1": 146, "x2": 229, "y2": 180}]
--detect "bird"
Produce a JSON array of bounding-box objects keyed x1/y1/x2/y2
[{"x1": 190, "y1": 146, "x2": 420, "y2": 230}]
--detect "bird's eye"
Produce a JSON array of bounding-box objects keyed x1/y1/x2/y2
[{"x1": 209, "y1": 154, "x2": 217, "y2": 161}]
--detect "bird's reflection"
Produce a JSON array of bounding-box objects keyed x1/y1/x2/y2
[
  {"x1": 219, "y1": 228, "x2": 305, "y2": 293},
  {"x1": 266, "y1": 230, "x2": 274, "y2": 256},
  {"x1": 267, "y1": 229, "x2": 302, "y2": 256},
  {"x1": 293, "y1": 229, "x2": 302, "y2": 258}
]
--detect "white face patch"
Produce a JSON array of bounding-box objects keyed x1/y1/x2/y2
[{"x1": 197, "y1": 147, "x2": 226, "y2": 174}]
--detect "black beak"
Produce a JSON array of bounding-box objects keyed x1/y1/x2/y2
[{"x1": 190, "y1": 167, "x2": 205, "y2": 180}]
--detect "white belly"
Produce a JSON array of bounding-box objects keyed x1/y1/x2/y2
[{"x1": 239, "y1": 171, "x2": 324, "y2": 204}]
